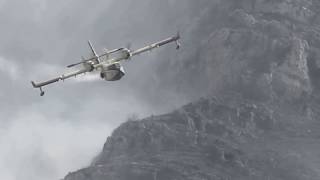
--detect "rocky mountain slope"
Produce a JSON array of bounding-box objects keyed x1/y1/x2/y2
[
  {"x1": 63, "y1": 0, "x2": 320, "y2": 179},
  {"x1": 64, "y1": 96, "x2": 320, "y2": 180}
]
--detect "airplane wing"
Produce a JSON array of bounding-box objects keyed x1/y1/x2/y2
[
  {"x1": 31, "y1": 66, "x2": 91, "y2": 96},
  {"x1": 31, "y1": 32, "x2": 181, "y2": 96},
  {"x1": 31, "y1": 40, "x2": 110, "y2": 96},
  {"x1": 131, "y1": 32, "x2": 180, "y2": 57}
]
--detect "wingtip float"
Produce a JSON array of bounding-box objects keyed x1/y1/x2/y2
[{"x1": 31, "y1": 32, "x2": 181, "y2": 96}]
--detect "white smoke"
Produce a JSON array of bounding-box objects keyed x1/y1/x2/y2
[{"x1": 0, "y1": 111, "x2": 112, "y2": 180}]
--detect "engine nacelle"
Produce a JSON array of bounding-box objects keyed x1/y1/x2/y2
[{"x1": 100, "y1": 63, "x2": 125, "y2": 81}]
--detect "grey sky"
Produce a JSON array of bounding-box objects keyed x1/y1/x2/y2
[{"x1": 0, "y1": 0, "x2": 207, "y2": 179}]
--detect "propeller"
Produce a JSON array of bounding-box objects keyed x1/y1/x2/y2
[
  {"x1": 126, "y1": 42, "x2": 132, "y2": 50},
  {"x1": 126, "y1": 42, "x2": 133, "y2": 60}
]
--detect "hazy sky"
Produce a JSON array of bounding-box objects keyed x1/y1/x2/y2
[{"x1": 0, "y1": 0, "x2": 197, "y2": 179}]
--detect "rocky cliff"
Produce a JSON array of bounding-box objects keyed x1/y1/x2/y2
[
  {"x1": 150, "y1": 0, "x2": 320, "y2": 101},
  {"x1": 63, "y1": 0, "x2": 320, "y2": 179},
  {"x1": 64, "y1": 95, "x2": 320, "y2": 180}
]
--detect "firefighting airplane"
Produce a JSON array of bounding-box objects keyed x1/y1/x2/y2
[{"x1": 31, "y1": 33, "x2": 180, "y2": 96}]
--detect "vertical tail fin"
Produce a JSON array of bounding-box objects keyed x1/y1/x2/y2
[
  {"x1": 88, "y1": 40, "x2": 100, "y2": 63},
  {"x1": 88, "y1": 40, "x2": 98, "y2": 57}
]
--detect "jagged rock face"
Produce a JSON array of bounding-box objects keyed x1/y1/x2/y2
[
  {"x1": 150, "y1": 0, "x2": 320, "y2": 102},
  {"x1": 64, "y1": 97, "x2": 320, "y2": 180},
  {"x1": 64, "y1": 0, "x2": 320, "y2": 180}
]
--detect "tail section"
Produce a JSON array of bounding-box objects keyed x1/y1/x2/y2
[
  {"x1": 88, "y1": 40, "x2": 100, "y2": 64},
  {"x1": 88, "y1": 40, "x2": 98, "y2": 58}
]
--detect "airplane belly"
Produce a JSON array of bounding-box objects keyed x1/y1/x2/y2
[{"x1": 101, "y1": 69, "x2": 125, "y2": 81}]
